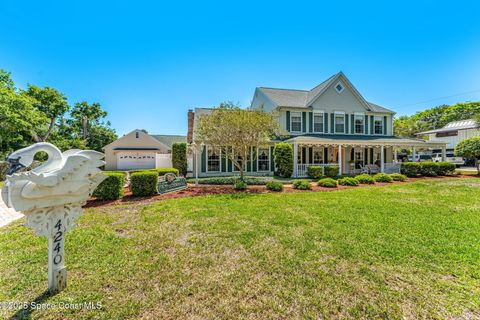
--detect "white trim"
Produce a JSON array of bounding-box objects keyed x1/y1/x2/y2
[
  {"x1": 206, "y1": 146, "x2": 221, "y2": 173},
  {"x1": 354, "y1": 114, "x2": 365, "y2": 134},
  {"x1": 290, "y1": 111, "x2": 303, "y2": 133},
  {"x1": 373, "y1": 116, "x2": 384, "y2": 135},
  {"x1": 312, "y1": 111, "x2": 325, "y2": 133},
  {"x1": 334, "y1": 113, "x2": 346, "y2": 134},
  {"x1": 256, "y1": 147, "x2": 271, "y2": 172}
]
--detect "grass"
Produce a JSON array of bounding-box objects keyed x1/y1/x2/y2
[
  {"x1": 456, "y1": 169, "x2": 479, "y2": 176},
  {"x1": 1, "y1": 178, "x2": 480, "y2": 319}
]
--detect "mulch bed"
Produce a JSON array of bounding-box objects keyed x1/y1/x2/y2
[{"x1": 84, "y1": 175, "x2": 477, "y2": 208}]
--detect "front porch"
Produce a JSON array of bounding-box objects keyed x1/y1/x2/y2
[{"x1": 286, "y1": 135, "x2": 447, "y2": 178}]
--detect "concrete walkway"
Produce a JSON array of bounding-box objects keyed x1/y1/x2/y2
[{"x1": 0, "y1": 189, "x2": 24, "y2": 228}]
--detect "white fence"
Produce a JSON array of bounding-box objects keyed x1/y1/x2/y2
[{"x1": 297, "y1": 162, "x2": 401, "y2": 177}]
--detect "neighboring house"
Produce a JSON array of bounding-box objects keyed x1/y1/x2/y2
[
  {"x1": 190, "y1": 72, "x2": 446, "y2": 177},
  {"x1": 416, "y1": 119, "x2": 480, "y2": 153},
  {"x1": 103, "y1": 129, "x2": 187, "y2": 171}
]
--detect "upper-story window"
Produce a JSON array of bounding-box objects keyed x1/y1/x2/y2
[
  {"x1": 354, "y1": 115, "x2": 364, "y2": 134},
  {"x1": 335, "y1": 113, "x2": 345, "y2": 133},
  {"x1": 290, "y1": 112, "x2": 302, "y2": 132},
  {"x1": 313, "y1": 112, "x2": 324, "y2": 133},
  {"x1": 374, "y1": 116, "x2": 383, "y2": 134}
]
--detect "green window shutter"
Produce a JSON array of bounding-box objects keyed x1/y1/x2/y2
[
  {"x1": 221, "y1": 147, "x2": 226, "y2": 172},
  {"x1": 247, "y1": 147, "x2": 252, "y2": 172},
  {"x1": 309, "y1": 112, "x2": 313, "y2": 133},
  {"x1": 201, "y1": 146, "x2": 206, "y2": 172},
  {"x1": 383, "y1": 116, "x2": 387, "y2": 135},
  {"x1": 227, "y1": 147, "x2": 233, "y2": 172},
  {"x1": 324, "y1": 112, "x2": 329, "y2": 132},
  {"x1": 252, "y1": 148, "x2": 257, "y2": 172},
  {"x1": 302, "y1": 147, "x2": 306, "y2": 163},
  {"x1": 286, "y1": 111, "x2": 290, "y2": 131},
  {"x1": 324, "y1": 148, "x2": 328, "y2": 163},
  {"x1": 351, "y1": 115, "x2": 355, "y2": 133},
  {"x1": 308, "y1": 147, "x2": 313, "y2": 163},
  {"x1": 270, "y1": 146, "x2": 275, "y2": 171},
  {"x1": 350, "y1": 148, "x2": 354, "y2": 161},
  {"x1": 345, "y1": 114, "x2": 349, "y2": 134},
  {"x1": 364, "y1": 115, "x2": 368, "y2": 134},
  {"x1": 370, "y1": 115, "x2": 374, "y2": 134},
  {"x1": 302, "y1": 112, "x2": 307, "y2": 132},
  {"x1": 370, "y1": 148, "x2": 374, "y2": 164},
  {"x1": 330, "y1": 113, "x2": 334, "y2": 133},
  {"x1": 364, "y1": 148, "x2": 368, "y2": 164}
]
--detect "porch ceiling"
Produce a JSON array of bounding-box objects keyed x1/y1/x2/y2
[{"x1": 284, "y1": 134, "x2": 447, "y2": 148}]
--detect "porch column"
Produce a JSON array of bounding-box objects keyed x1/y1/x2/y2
[
  {"x1": 338, "y1": 144, "x2": 342, "y2": 176},
  {"x1": 195, "y1": 144, "x2": 199, "y2": 187},
  {"x1": 394, "y1": 148, "x2": 398, "y2": 163},
  {"x1": 442, "y1": 146, "x2": 447, "y2": 161},
  {"x1": 412, "y1": 147, "x2": 417, "y2": 162},
  {"x1": 380, "y1": 145, "x2": 385, "y2": 173},
  {"x1": 293, "y1": 142, "x2": 298, "y2": 178}
]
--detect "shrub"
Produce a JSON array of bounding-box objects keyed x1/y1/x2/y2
[
  {"x1": 401, "y1": 162, "x2": 421, "y2": 177},
  {"x1": 389, "y1": 173, "x2": 407, "y2": 181},
  {"x1": 0, "y1": 161, "x2": 7, "y2": 181},
  {"x1": 93, "y1": 172, "x2": 126, "y2": 200},
  {"x1": 318, "y1": 178, "x2": 337, "y2": 188},
  {"x1": 274, "y1": 143, "x2": 293, "y2": 178},
  {"x1": 187, "y1": 176, "x2": 281, "y2": 185},
  {"x1": 355, "y1": 174, "x2": 375, "y2": 184},
  {"x1": 172, "y1": 142, "x2": 188, "y2": 177},
  {"x1": 130, "y1": 171, "x2": 159, "y2": 196},
  {"x1": 154, "y1": 168, "x2": 180, "y2": 176},
  {"x1": 306, "y1": 166, "x2": 324, "y2": 179},
  {"x1": 324, "y1": 166, "x2": 339, "y2": 178},
  {"x1": 266, "y1": 181, "x2": 283, "y2": 192},
  {"x1": 419, "y1": 162, "x2": 437, "y2": 176},
  {"x1": 292, "y1": 179, "x2": 311, "y2": 190},
  {"x1": 234, "y1": 180, "x2": 247, "y2": 190},
  {"x1": 373, "y1": 173, "x2": 393, "y2": 183},
  {"x1": 436, "y1": 162, "x2": 455, "y2": 176},
  {"x1": 338, "y1": 177, "x2": 359, "y2": 186}
]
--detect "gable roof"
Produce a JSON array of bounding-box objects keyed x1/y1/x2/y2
[
  {"x1": 417, "y1": 119, "x2": 478, "y2": 135},
  {"x1": 256, "y1": 72, "x2": 395, "y2": 114},
  {"x1": 151, "y1": 135, "x2": 187, "y2": 148}
]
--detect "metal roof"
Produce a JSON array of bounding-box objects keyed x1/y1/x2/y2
[{"x1": 417, "y1": 119, "x2": 478, "y2": 135}]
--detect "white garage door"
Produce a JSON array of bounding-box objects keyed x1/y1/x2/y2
[{"x1": 117, "y1": 152, "x2": 156, "y2": 170}]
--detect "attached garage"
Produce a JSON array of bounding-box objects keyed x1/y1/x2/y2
[{"x1": 117, "y1": 151, "x2": 156, "y2": 170}]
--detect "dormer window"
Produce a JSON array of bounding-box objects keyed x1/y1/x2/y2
[
  {"x1": 135, "y1": 132, "x2": 139, "y2": 139},
  {"x1": 335, "y1": 82, "x2": 344, "y2": 93}
]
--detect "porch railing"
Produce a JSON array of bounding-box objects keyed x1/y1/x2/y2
[{"x1": 297, "y1": 164, "x2": 337, "y2": 178}]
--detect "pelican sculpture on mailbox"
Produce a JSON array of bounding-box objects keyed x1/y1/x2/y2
[{"x1": 1, "y1": 142, "x2": 106, "y2": 293}]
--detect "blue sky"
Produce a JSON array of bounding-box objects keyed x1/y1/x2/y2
[{"x1": 1, "y1": 0, "x2": 479, "y2": 136}]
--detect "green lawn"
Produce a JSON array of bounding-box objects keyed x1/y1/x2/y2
[{"x1": 1, "y1": 178, "x2": 480, "y2": 319}]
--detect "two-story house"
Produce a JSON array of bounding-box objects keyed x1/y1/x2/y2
[{"x1": 190, "y1": 72, "x2": 446, "y2": 178}]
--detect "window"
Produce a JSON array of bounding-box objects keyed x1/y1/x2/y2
[
  {"x1": 374, "y1": 117, "x2": 383, "y2": 134},
  {"x1": 335, "y1": 113, "x2": 345, "y2": 133},
  {"x1": 436, "y1": 131, "x2": 458, "y2": 137},
  {"x1": 313, "y1": 148, "x2": 324, "y2": 164},
  {"x1": 233, "y1": 150, "x2": 244, "y2": 172},
  {"x1": 335, "y1": 82, "x2": 344, "y2": 93},
  {"x1": 290, "y1": 112, "x2": 302, "y2": 132},
  {"x1": 257, "y1": 148, "x2": 270, "y2": 171},
  {"x1": 207, "y1": 147, "x2": 221, "y2": 172},
  {"x1": 313, "y1": 112, "x2": 324, "y2": 133},
  {"x1": 354, "y1": 115, "x2": 364, "y2": 134}
]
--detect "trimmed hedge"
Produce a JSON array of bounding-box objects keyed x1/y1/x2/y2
[
  {"x1": 355, "y1": 174, "x2": 375, "y2": 184},
  {"x1": 318, "y1": 178, "x2": 337, "y2": 188},
  {"x1": 338, "y1": 177, "x2": 359, "y2": 186},
  {"x1": 401, "y1": 162, "x2": 421, "y2": 177},
  {"x1": 390, "y1": 173, "x2": 407, "y2": 181},
  {"x1": 419, "y1": 162, "x2": 438, "y2": 177},
  {"x1": 373, "y1": 173, "x2": 393, "y2": 183},
  {"x1": 234, "y1": 180, "x2": 247, "y2": 190},
  {"x1": 130, "y1": 171, "x2": 159, "y2": 196},
  {"x1": 93, "y1": 172, "x2": 126, "y2": 200},
  {"x1": 436, "y1": 162, "x2": 456, "y2": 176},
  {"x1": 266, "y1": 181, "x2": 283, "y2": 192},
  {"x1": 188, "y1": 176, "x2": 283, "y2": 185},
  {"x1": 324, "y1": 166, "x2": 339, "y2": 178},
  {"x1": 274, "y1": 143, "x2": 293, "y2": 178},
  {"x1": 292, "y1": 179, "x2": 311, "y2": 190},
  {"x1": 172, "y1": 142, "x2": 188, "y2": 177},
  {"x1": 130, "y1": 168, "x2": 179, "y2": 176}
]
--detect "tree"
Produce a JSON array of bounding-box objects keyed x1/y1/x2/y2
[
  {"x1": 85, "y1": 125, "x2": 117, "y2": 152},
  {"x1": 273, "y1": 143, "x2": 293, "y2": 177},
  {"x1": 455, "y1": 137, "x2": 480, "y2": 175},
  {"x1": 195, "y1": 102, "x2": 281, "y2": 181},
  {"x1": 24, "y1": 85, "x2": 70, "y2": 142},
  {"x1": 172, "y1": 142, "x2": 188, "y2": 176},
  {"x1": 70, "y1": 101, "x2": 107, "y2": 140}
]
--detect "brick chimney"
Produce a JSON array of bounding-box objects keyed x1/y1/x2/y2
[{"x1": 187, "y1": 109, "x2": 194, "y2": 143}]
